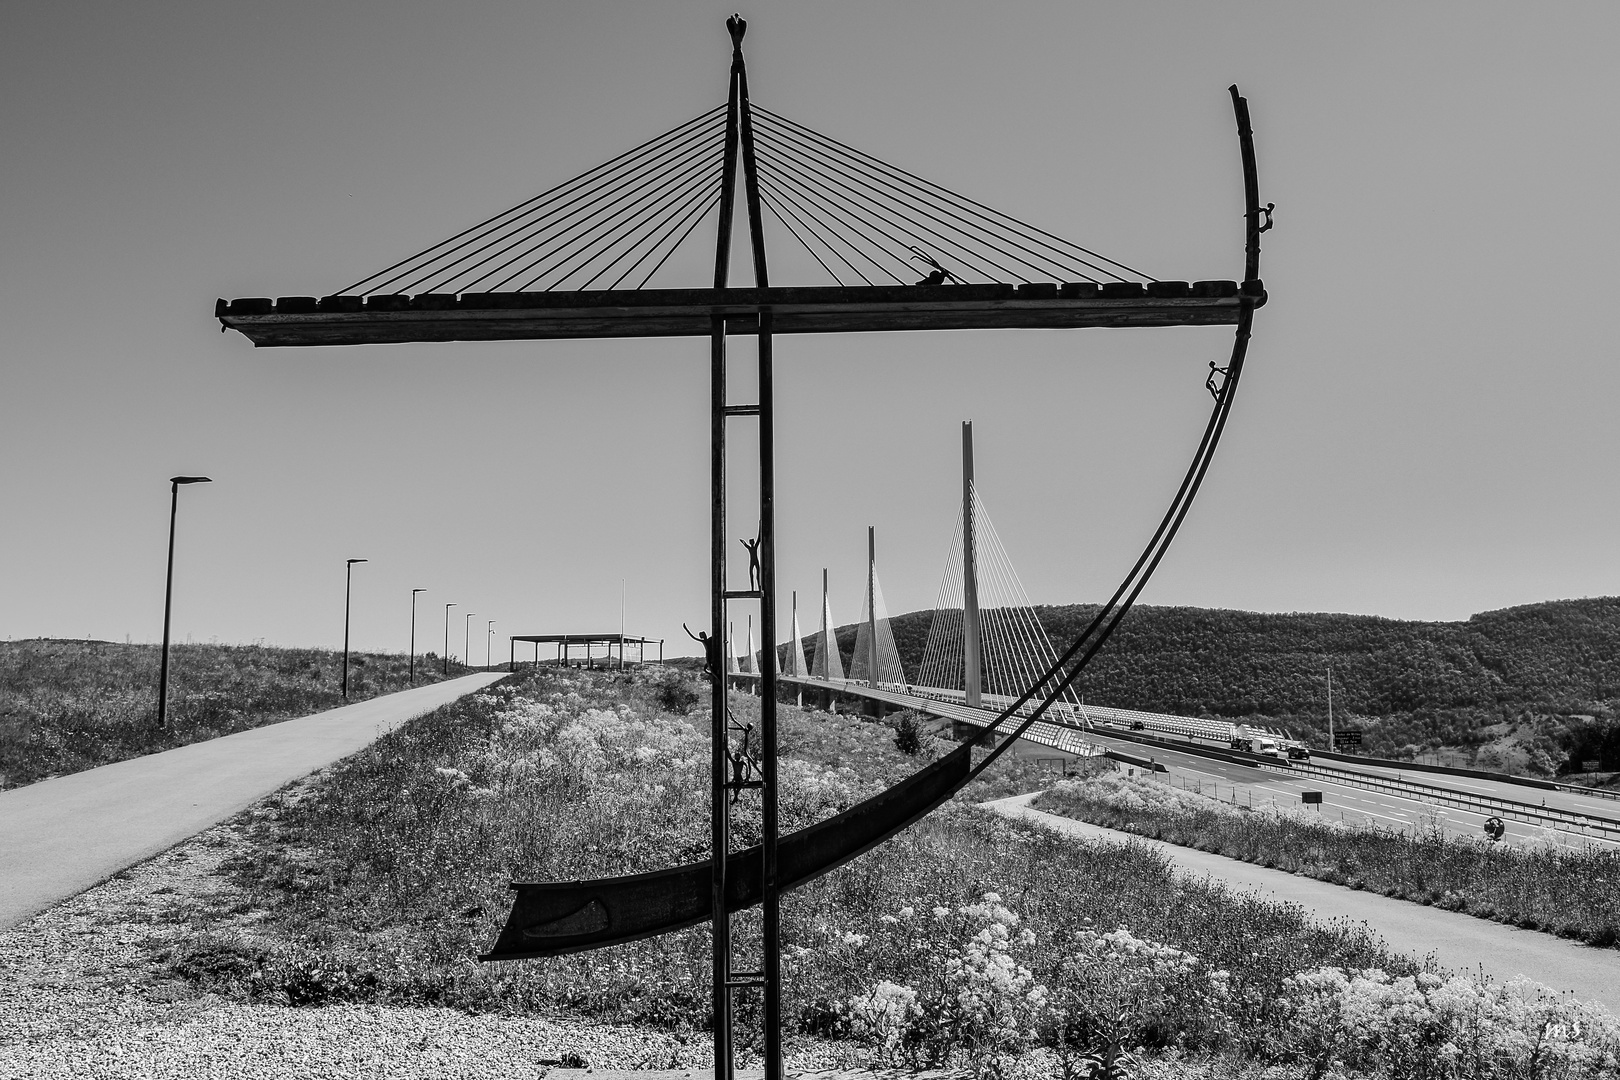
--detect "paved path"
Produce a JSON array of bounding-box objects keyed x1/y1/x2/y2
[
  {"x1": 0, "y1": 672, "x2": 506, "y2": 929},
  {"x1": 985, "y1": 793, "x2": 1620, "y2": 1012}
]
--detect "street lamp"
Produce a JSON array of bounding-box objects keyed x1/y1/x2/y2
[
  {"x1": 409, "y1": 589, "x2": 426, "y2": 685},
  {"x1": 487, "y1": 620, "x2": 495, "y2": 668},
  {"x1": 342, "y1": 559, "x2": 368, "y2": 699},
  {"x1": 444, "y1": 603, "x2": 455, "y2": 675},
  {"x1": 157, "y1": 475, "x2": 212, "y2": 729},
  {"x1": 465, "y1": 612, "x2": 476, "y2": 671}
]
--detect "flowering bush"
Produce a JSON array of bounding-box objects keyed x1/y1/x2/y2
[
  {"x1": 1280, "y1": 966, "x2": 1620, "y2": 1079},
  {"x1": 840, "y1": 893, "x2": 1046, "y2": 1078}
]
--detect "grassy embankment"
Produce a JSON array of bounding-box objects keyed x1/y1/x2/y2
[
  {"x1": 1034, "y1": 774, "x2": 1620, "y2": 948},
  {"x1": 0, "y1": 638, "x2": 469, "y2": 789},
  {"x1": 162, "y1": 666, "x2": 1619, "y2": 1079}
]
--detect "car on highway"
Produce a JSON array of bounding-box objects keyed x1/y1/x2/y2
[{"x1": 1253, "y1": 737, "x2": 1287, "y2": 762}]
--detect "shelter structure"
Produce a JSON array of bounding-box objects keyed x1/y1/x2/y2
[
  {"x1": 214, "y1": 18, "x2": 1269, "y2": 1080},
  {"x1": 509, "y1": 632, "x2": 663, "y2": 670}
]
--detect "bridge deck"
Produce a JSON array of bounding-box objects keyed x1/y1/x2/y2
[
  {"x1": 768, "y1": 674, "x2": 1097, "y2": 757},
  {"x1": 215, "y1": 281, "x2": 1263, "y2": 347}
]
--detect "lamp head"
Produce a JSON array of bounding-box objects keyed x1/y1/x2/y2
[
  {"x1": 348, "y1": 558, "x2": 367, "y2": 565},
  {"x1": 412, "y1": 588, "x2": 426, "y2": 595},
  {"x1": 170, "y1": 475, "x2": 211, "y2": 486}
]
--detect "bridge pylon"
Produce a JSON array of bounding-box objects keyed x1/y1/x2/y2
[{"x1": 963, "y1": 421, "x2": 983, "y2": 708}]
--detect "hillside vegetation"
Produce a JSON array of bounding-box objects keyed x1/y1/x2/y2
[
  {"x1": 808, "y1": 597, "x2": 1620, "y2": 775},
  {"x1": 0, "y1": 639, "x2": 466, "y2": 789}
]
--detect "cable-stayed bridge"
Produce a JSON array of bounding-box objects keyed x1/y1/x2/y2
[{"x1": 741, "y1": 420, "x2": 1264, "y2": 758}]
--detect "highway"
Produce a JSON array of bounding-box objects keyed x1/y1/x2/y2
[{"x1": 765, "y1": 673, "x2": 1620, "y2": 851}]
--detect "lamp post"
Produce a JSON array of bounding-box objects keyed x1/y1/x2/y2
[
  {"x1": 342, "y1": 559, "x2": 368, "y2": 699},
  {"x1": 487, "y1": 620, "x2": 495, "y2": 668},
  {"x1": 157, "y1": 475, "x2": 212, "y2": 730},
  {"x1": 409, "y1": 589, "x2": 426, "y2": 685},
  {"x1": 444, "y1": 603, "x2": 455, "y2": 675},
  {"x1": 465, "y1": 613, "x2": 476, "y2": 671}
]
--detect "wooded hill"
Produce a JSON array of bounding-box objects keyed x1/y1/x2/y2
[{"x1": 806, "y1": 597, "x2": 1620, "y2": 772}]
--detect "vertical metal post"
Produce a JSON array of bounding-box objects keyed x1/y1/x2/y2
[
  {"x1": 709, "y1": 21, "x2": 741, "y2": 1071},
  {"x1": 444, "y1": 604, "x2": 454, "y2": 676},
  {"x1": 867, "y1": 526, "x2": 878, "y2": 690},
  {"x1": 410, "y1": 589, "x2": 424, "y2": 685},
  {"x1": 703, "y1": 16, "x2": 783, "y2": 1076},
  {"x1": 157, "y1": 482, "x2": 180, "y2": 729},
  {"x1": 962, "y1": 422, "x2": 982, "y2": 708},
  {"x1": 343, "y1": 559, "x2": 366, "y2": 698},
  {"x1": 343, "y1": 564, "x2": 353, "y2": 697}
]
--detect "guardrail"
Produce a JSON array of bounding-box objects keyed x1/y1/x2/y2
[{"x1": 1269, "y1": 760, "x2": 1620, "y2": 840}]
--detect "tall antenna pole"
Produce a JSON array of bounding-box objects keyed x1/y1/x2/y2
[
  {"x1": 962, "y1": 422, "x2": 982, "y2": 709},
  {"x1": 867, "y1": 526, "x2": 878, "y2": 690}
]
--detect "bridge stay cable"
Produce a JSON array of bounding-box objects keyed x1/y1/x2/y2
[
  {"x1": 751, "y1": 104, "x2": 1152, "y2": 283},
  {"x1": 751, "y1": 119, "x2": 1107, "y2": 284},
  {"x1": 340, "y1": 106, "x2": 727, "y2": 296}
]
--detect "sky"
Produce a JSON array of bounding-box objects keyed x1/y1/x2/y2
[{"x1": 2, "y1": 1, "x2": 1618, "y2": 660}]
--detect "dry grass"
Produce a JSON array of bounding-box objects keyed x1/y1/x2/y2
[
  {"x1": 0, "y1": 638, "x2": 468, "y2": 789},
  {"x1": 178, "y1": 667, "x2": 1426, "y2": 1071},
  {"x1": 1035, "y1": 775, "x2": 1620, "y2": 947}
]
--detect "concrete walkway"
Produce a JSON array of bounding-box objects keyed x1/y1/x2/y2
[
  {"x1": 985, "y1": 793, "x2": 1620, "y2": 1012},
  {"x1": 0, "y1": 672, "x2": 506, "y2": 929}
]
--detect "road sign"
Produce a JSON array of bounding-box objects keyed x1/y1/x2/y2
[
  {"x1": 1582, "y1": 760, "x2": 1602, "y2": 772},
  {"x1": 1300, "y1": 791, "x2": 1323, "y2": 805},
  {"x1": 1333, "y1": 729, "x2": 1363, "y2": 750},
  {"x1": 1483, "y1": 816, "x2": 1505, "y2": 841}
]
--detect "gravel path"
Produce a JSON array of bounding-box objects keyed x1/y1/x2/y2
[{"x1": 0, "y1": 807, "x2": 857, "y2": 1079}]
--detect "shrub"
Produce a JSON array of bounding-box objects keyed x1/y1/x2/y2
[
  {"x1": 893, "y1": 711, "x2": 924, "y2": 756},
  {"x1": 652, "y1": 668, "x2": 702, "y2": 715}
]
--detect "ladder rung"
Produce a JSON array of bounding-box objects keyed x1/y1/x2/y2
[
  {"x1": 722, "y1": 404, "x2": 761, "y2": 416},
  {"x1": 724, "y1": 590, "x2": 762, "y2": 599}
]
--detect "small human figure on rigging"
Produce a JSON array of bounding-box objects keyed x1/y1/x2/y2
[
  {"x1": 741, "y1": 533, "x2": 761, "y2": 592},
  {"x1": 683, "y1": 623, "x2": 722, "y2": 683},
  {"x1": 909, "y1": 248, "x2": 959, "y2": 286},
  {"x1": 728, "y1": 722, "x2": 757, "y2": 802},
  {"x1": 1206, "y1": 361, "x2": 1231, "y2": 401}
]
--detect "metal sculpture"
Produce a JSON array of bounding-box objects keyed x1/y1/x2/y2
[{"x1": 214, "y1": 17, "x2": 1269, "y2": 1080}]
